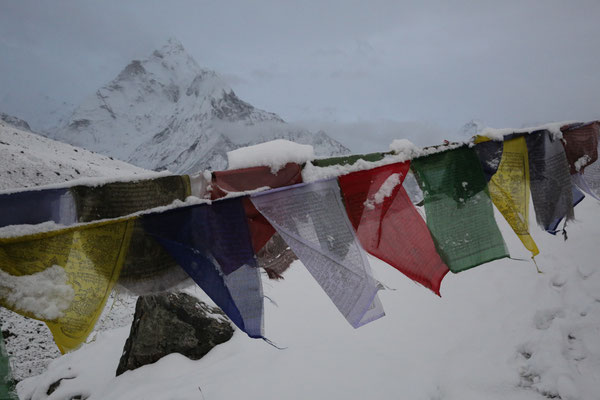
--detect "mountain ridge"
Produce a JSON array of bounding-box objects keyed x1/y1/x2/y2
[{"x1": 50, "y1": 39, "x2": 349, "y2": 173}]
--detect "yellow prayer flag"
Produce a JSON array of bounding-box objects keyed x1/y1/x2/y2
[
  {"x1": 488, "y1": 136, "x2": 539, "y2": 257},
  {"x1": 0, "y1": 218, "x2": 135, "y2": 353}
]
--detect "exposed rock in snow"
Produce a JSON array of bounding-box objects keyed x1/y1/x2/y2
[
  {"x1": 116, "y1": 293, "x2": 233, "y2": 376},
  {"x1": 50, "y1": 38, "x2": 349, "y2": 174}
]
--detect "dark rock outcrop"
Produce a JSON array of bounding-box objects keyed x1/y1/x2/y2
[{"x1": 116, "y1": 292, "x2": 233, "y2": 376}]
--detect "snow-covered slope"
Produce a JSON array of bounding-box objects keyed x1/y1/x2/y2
[
  {"x1": 51, "y1": 39, "x2": 349, "y2": 173},
  {"x1": 15, "y1": 196, "x2": 600, "y2": 400},
  {"x1": 0, "y1": 117, "x2": 154, "y2": 382},
  {"x1": 0, "y1": 119, "x2": 149, "y2": 191}
]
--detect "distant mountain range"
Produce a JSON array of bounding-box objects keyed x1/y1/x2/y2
[{"x1": 47, "y1": 38, "x2": 349, "y2": 173}]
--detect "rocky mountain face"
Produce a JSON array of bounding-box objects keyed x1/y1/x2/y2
[
  {"x1": 51, "y1": 39, "x2": 349, "y2": 173},
  {"x1": 0, "y1": 113, "x2": 31, "y2": 132}
]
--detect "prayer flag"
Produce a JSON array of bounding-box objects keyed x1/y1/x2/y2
[
  {"x1": 474, "y1": 140, "x2": 503, "y2": 182},
  {"x1": 488, "y1": 136, "x2": 539, "y2": 257},
  {"x1": 573, "y1": 172, "x2": 600, "y2": 201},
  {"x1": 0, "y1": 218, "x2": 135, "y2": 353},
  {"x1": 0, "y1": 188, "x2": 77, "y2": 228},
  {"x1": 141, "y1": 199, "x2": 264, "y2": 338},
  {"x1": 212, "y1": 163, "x2": 302, "y2": 279},
  {"x1": 252, "y1": 179, "x2": 384, "y2": 328},
  {"x1": 211, "y1": 163, "x2": 303, "y2": 252},
  {"x1": 338, "y1": 162, "x2": 450, "y2": 295},
  {"x1": 547, "y1": 178, "x2": 586, "y2": 234},
  {"x1": 412, "y1": 147, "x2": 508, "y2": 272},
  {"x1": 0, "y1": 326, "x2": 18, "y2": 400},
  {"x1": 70, "y1": 175, "x2": 193, "y2": 296},
  {"x1": 561, "y1": 121, "x2": 598, "y2": 175},
  {"x1": 525, "y1": 131, "x2": 574, "y2": 232},
  {"x1": 311, "y1": 152, "x2": 388, "y2": 167}
]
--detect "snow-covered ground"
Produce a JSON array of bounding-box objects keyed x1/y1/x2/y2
[
  {"x1": 2, "y1": 118, "x2": 599, "y2": 399},
  {"x1": 13, "y1": 196, "x2": 600, "y2": 400},
  {"x1": 0, "y1": 120, "x2": 148, "y2": 191}
]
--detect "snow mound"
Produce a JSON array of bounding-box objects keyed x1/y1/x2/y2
[{"x1": 227, "y1": 140, "x2": 314, "y2": 172}]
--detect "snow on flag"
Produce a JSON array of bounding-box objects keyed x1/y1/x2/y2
[
  {"x1": 565, "y1": 122, "x2": 600, "y2": 199},
  {"x1": 338, "y1": 162, "x2": 449, "y2": 295},
  {"x1": 0, "y1": 218, "x2": 135, "y2": 353},
  {"x1": 141, "y1": 198, "x2": 264, "y2": 338},
  {"x1": 525, "y1": 131, "x2": 574, "y2": 232},
  {"x1": 487, "y1": 136, "x2": 540, "y2": 257},
  {"x1": 251, "y1": 179, "x2": 385, "y2": 328},
  {"x1": 411, "y1": 146, "x2": 508, "y2": 273}
]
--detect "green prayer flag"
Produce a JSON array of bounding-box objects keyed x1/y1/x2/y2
[
  {"x1": 311, "y1": 152, "x2": 389, "y2": 167},
  {"x1": 412, "y1": 147, "x2": 508, "y2": 272},
  {"x1": 1, "y1": 326, "x2": 18, "y2": 400}
]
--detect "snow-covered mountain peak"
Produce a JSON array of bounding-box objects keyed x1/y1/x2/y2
[{"x1": 51, "y1": 39, "x2": 348, "y2": 173}]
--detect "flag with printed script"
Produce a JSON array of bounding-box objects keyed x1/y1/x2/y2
[
  {"x1": 338, "y1": 162, "x2": 449, "y2": 295},
  {"x1": 525, "y1": 131, "x2": 574, "y2": 232},
  {"x1": 141, "y1": 198, "x2": 264, "y2": 338},
  {"x1": 411, "y1": 146, "x2": 508, "y2": 273},
  {"x1": 251, "y1": 179, "x2": 385, "y2": 328},
  {"x1": 561, "y1": 121, "x2": 599, "y2": 175},
  {"x1": 548, "y1": 177, "x2": 586, "y2": 234},
  {"x1": 0, "y1": 218, "x2": 135, "y2": 353},
  {"x1": 71, "y1": 175, "x2": 193, "y2": 296},
  {"x1": 0, "y1": 325, "x2": 18, "y2": 400},
  {"x1": 488, "y1": 136, "x2": 539, "y2": 257}
]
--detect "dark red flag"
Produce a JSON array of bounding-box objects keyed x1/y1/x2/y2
[{"x1": 211, "y1": 163, "x2": 303, "y2": 252}]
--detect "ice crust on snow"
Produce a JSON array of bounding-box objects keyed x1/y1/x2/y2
[
  {"x1": 227, "y1": 139, "x2": 314, "y2": 172},
  {"x1": 0, "y1": 265, "x2": 74, "y2": 320}
]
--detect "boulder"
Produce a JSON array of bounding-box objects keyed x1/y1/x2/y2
[{"x1": 116, "y1": 292, "x2": 233, "y2": 376}]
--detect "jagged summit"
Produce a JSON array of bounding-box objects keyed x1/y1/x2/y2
[{"x1": 51, "y1": 39, "x2": 347, "y2": 173}]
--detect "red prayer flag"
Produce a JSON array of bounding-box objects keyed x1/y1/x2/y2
[
  {"x1": 211, "y1": 163, "x2": 303, "y2": 252},
  {"x1": 338, "y1": 162, "x2": 450, "y2": 295}
]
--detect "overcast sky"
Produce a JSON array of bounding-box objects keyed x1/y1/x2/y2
[{"x1": 1, "y1": 0, "x2": 599, "y2": 151}]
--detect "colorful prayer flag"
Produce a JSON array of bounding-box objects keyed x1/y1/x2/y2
[
  {"x1": 141, "y1": 199, "x2": 264, "y2": 338},
  {"x1": 525, "y1": 131, "x2": 574, "y2": 232},
  {"x1": 412, "y1": 147, "x2": 509, "y2": 272},
  {"x1": 0, "y1": 218, "x2": 135, "y2": 353},
  {"x1": 338, "y1": 162, "x2": 449, "y2": 295},
  {"x1": 251, "y1": 179, "x2": 384, "y2": 328},
  {"x1": 488, "y1": 136, "x2": 539, "y2": 257},
  {"x1": 311, "y1": 152, "x2": 388, "y2": 167},
  {"x1": 211, "y1": 163, "x2": 303, "y2": 252},
  {"x1": 0, "y1": 188, "x2": 77, "y2": 228},
  {"x1": 0, "y1": 326, "x2": 18, "y2": 400},
  {"x1": 561, "y1": 121, "x2": 599, "y2": 175}
]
